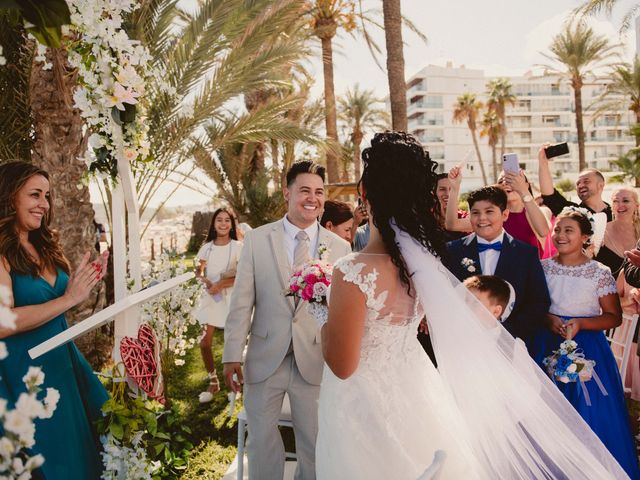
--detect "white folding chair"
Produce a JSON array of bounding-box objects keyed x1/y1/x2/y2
[
  {"x1": 229, "y1": 391, "x2": 296, "y2": 480},
  {"x1": 606, "y1": 313, "x2": 638, "y2": 395}
]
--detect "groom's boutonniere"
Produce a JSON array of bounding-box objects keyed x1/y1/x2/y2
[
  {"x1": 318, "y1": 243, "x2": 329, "y2": 261},
  {"x1": 461, "y1": 257, "x2": 476, "y2": 273}
]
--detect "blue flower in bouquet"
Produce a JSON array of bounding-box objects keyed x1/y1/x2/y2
[{"x1": 555, "y1": 355, "x2": 573, "y2": 374}]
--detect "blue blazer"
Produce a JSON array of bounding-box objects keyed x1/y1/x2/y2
[{"x1": 445, "y1": 232, "x2": 550, "y2": 349}]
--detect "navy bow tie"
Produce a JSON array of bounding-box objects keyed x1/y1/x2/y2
[{"x1": 477, "y1": 241, "x2": 502, "y2": 252}]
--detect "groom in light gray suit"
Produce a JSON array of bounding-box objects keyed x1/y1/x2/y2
[{"x1": 223, "y1": 161, "x2": 351, "y2": 480}]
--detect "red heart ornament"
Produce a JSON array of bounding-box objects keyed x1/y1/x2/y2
[{"x1": 120, "y1": 324, "x2": 165, "y2": 404}]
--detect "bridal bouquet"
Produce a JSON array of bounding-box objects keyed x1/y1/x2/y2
[
  {"x1": 285, "y1": 260, "x2": 333, "y2": 325},
  {"x1": 542, "y1": 339, "x2": 595, "y2": 384}
]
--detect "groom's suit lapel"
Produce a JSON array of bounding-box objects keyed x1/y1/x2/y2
[{"x1": 269, "y1": 220, "x2": 295, "y2": 314}]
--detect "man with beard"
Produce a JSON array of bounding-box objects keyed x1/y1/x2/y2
[{"x1": 537, "y1": 145, "x2": 612, "y2": 221}]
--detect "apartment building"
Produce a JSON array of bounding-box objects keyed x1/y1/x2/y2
[{"x1": 407, "y1": 63, "x2": 635, "y2": 189}]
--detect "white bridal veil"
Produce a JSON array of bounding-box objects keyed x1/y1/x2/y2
[{"x1": 393, "y1": 225, "x2": 629, "y2": 479}]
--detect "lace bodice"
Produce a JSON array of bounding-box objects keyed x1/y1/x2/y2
[
  {"x1": 334, "y1": 253, "x2": 423, "y2": 368},
  {"x1": 542, "y1": 258, "x2": 617, "y2": 318}
]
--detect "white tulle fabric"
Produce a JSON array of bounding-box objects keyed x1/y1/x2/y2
[{"x1": 393, "y1": 225, "x2": 628, "y2": 479}]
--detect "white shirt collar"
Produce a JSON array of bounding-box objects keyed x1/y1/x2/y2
[
  {"x1": 476, "y1": 230, "x2": 505, "y2": 245},
  {"x1": 282, "y1": 215, "x2": 319, "y2": 242}
]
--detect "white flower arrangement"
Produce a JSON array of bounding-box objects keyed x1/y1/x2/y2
[
  {"x1": 0, "y1": 287, "x2": 58, "y2": 480},
  {"x1": 62, "y1": 0, "x2": 170, "y2": 180},
  {"x1": 461, "y1": 257, "x2": 477, "y2": 273},
  {"x1": 137, "y1": 254, "x2": 201, "y2": 366},
  {"x1": 100, "y1": 431, "x2": 158, "y2": 480},
  {"x1": 317, "y1": 243, "x2": 330, "y2": 261}
]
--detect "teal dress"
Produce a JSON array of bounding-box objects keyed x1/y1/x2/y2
[{"x1": 0, "y1": 269, "x2": 108, "y2": 479}]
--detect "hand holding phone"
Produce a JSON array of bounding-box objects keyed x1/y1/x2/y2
[
  {"x1": 502, "y1": 153, "x2": 519, "y2": 173},
  {"x1": 543, "y1": 142, "x2": 569, "y2": 160}
]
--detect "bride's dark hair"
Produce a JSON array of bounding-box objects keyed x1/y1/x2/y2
[{"x1": 360, "y1": 131, "x2": 447, "y2": 290}]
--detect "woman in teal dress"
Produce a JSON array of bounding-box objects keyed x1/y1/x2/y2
[{"x1": 0, "y1": 162, "x2": 109, "y2": 479}]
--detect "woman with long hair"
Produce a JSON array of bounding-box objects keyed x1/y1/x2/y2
[
  {"x1": 0, "y1": 161, "x2": 109, "y2": 479},
  {"x1": 316, "y1": 132, "x2": 630, "y2": 479},
  {"x1": 194, "y1": 207, "x2": 242, "y2": 403}
]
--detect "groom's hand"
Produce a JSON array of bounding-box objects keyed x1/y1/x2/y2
[{"x1": 223, "y1": 362, "x2": 244, "y2": 393}]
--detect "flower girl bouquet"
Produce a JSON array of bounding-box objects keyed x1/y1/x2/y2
[
  {"x1": 542, "y1": 339, "x2": 595, "y2": 384},
  {"x1": 285, "y1": 260, "x2": 333, "y2": 325}
]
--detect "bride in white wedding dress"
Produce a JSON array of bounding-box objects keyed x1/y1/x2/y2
[{"x1": 316, "y1": 132, "x2": 630, "y2": 480}]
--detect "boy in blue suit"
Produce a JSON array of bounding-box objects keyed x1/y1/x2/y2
[{"x1": 445, "y1": 186, "x2": 550, "y2": 352}]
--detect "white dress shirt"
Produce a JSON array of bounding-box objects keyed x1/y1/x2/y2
[
  {"x1": 282, "y1": 215, "x2": 319, "y2": 267},
  {"x1": 477, "y1": 230, "x2": 505, "y2": 276}
]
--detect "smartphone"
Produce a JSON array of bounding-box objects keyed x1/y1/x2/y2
[
  {"x1": 544, "y1": 142, "x2": 569, "y2": 160},
  {"x1": 502, "y1": 153, "x2": 519, "y2": 173}
]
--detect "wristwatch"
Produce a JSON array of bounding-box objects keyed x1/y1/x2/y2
[{"x1": 521, "y1": 194, "x2": 534, "y2": 203}]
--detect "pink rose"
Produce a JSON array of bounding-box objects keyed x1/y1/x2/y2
[
  {"x1": 301, "y1": 284, "x2": 314, "y2": 301},
  {"x1": 304, "y1": 273, "x2": 317, "y2": 285}
]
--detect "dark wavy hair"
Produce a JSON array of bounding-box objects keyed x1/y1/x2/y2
[
  {"x1": 0, "y1": 161, "x2": 70, "y2": 276},
  {"x1": 360, "y1": 131, "x2": 447, "y2": 290},
  {"x1": 467, "y1": 186, "x2": 508, "y2": 211},
  {"x1": 205, "y1": 207, "x2": 238, "y2": 242},
  {"x1": 320, "y1": 200, "x2": 353, "y2": 228},
  {"x1": 555, "y1": 208, "x2": 594, "y2": 247}
]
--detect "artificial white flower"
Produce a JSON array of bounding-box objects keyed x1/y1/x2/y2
[
  {"x1": 21, "y1": 367, "x2": 44, "y2": 388},
  {"x1": 566, "y1": 363, "x2": 577, "y2": 373},
  {"x1": 15, "y1": 393, "x2": 44, "y2": 419},
  {"x1": 0, "y1": 437, "x2": 14, "y2": 457},
  {"x1": 41, "y1": 388, "x2": 60, "y2": 419},
  {"x1": 312, "y1": 282, "x2": 328, "y2": 298},
  {"x1": 3, "y1": 410, "x2": 35, "y2": 447}
]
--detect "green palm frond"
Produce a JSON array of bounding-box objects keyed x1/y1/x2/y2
[{"x1": 576, "y1": 0, "x2": 640, "y2": 32}]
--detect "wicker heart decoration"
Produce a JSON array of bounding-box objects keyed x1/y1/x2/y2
[{"x1": 120, "y1": 323, "x2": 165, "y2": 404}]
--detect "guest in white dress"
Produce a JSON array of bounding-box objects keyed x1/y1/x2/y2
[{"x1": 195, "y1": 208, "x2": 243, "y2": 403}]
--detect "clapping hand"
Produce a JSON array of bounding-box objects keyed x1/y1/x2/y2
[
  {"x1": 624, "y1": 248, "x2": 640, "y2": 268},
  {"x1": 65, "y1": 250, "x2": 108, "y2": 306}
]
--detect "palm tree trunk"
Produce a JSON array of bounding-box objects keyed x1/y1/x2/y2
[
  {"x1": 30, "y1": 47, "x2": 110, "y2": 368},
  {"x1": 382, "y1": 0, "x2": 407, "y2": 131},
  {"x1": 491, "y1": 145, "x2": 498, "y2": 184},
  {"x1": 319, "y1": 33, "x2": 339, "y2": 183},
  {"x1": 470, "y1": 129, "x2": 488, "y2": 185},
  {"x1": 499, "y1": 110, "x2": 506, "y2": 161},
  {"x1": 352, "y1": 127, "x2": 363, "y2": 180},
  {"x1": 573, "y1": 80, "x2": 586, "y2": 172}
]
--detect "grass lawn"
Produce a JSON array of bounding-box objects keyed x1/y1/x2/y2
[{"x1": 165, "y1": 328, "x2": 238, "y2": 480}]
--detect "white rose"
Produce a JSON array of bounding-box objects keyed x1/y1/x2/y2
[
  {"x1": 468, "y1": 266, "x2": 476, "y2": 273},
  {"x1": 566, "y1": 363, "x2": 577, "y2": 373},
  {"x1": 313, "y1": 282, "x2": 328, "y2": 298}
]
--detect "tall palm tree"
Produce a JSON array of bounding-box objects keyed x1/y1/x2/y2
[
  {"x1": 486, "y1": 78, "x2": 515, "y2": 162},
  {"x1": 382, "y1": 0, "x2": 407, "y2": 131},
  {"x1": 338, "y1": 84, "x2": 389, "y2": 180},
  {"x1": 308, "y1": 0, "x2": 357, "y2": 183},
  {"x1": 541, "y1": 20, "x2": 619, "y2": 171},
  {"x1": 480, "y1": 109, "x2": 501, "y2": 183},
  {"x1": 576, "y1": 0, "x2": 640, "y2": 32},
  {"x1": 452, "y1": 93, "x2": 488, "y2": 185}
]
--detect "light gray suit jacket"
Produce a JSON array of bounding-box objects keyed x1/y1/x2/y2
[{"x1": 222, "y1": 219, "x2": 351, "y2": 385}]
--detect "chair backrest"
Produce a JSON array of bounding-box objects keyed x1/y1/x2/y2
[{"x1": 605, "y1": 313, "x2": 638, "y2": 380}]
